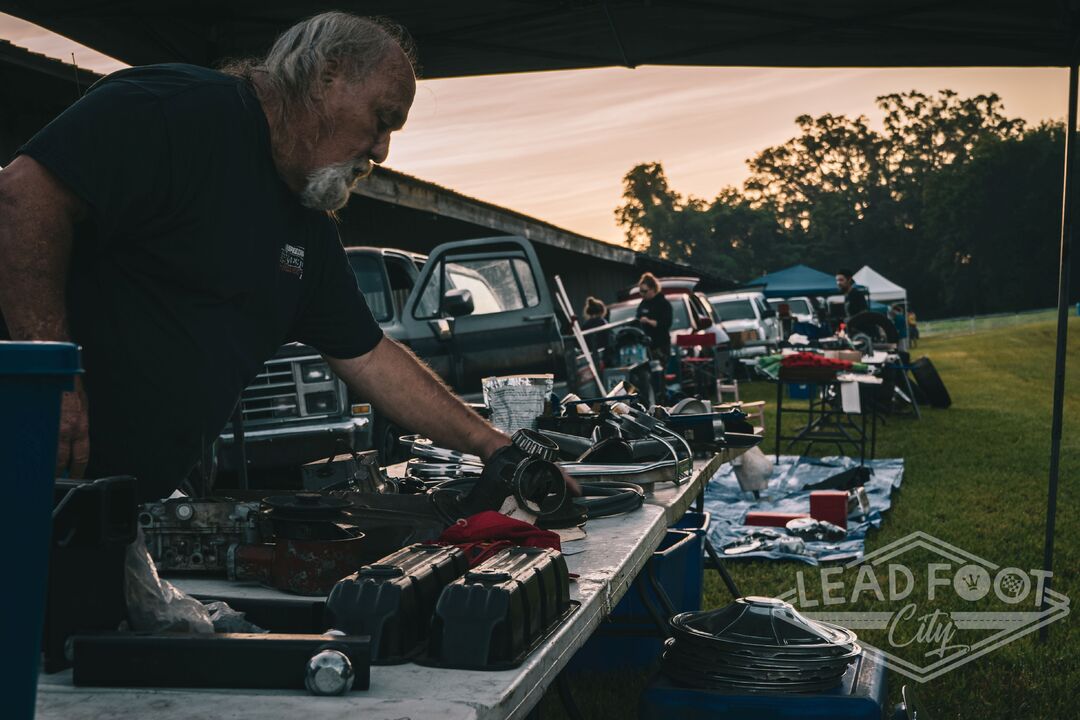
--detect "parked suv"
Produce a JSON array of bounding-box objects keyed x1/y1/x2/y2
[
  {"x1": 218, "y1": 236, "x2": 565, "y2": 477},
  {"x1": 707, "y1": 291, "x2": 781, "y2": 357}
]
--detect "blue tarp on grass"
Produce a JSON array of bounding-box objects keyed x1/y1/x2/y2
[{"x1": 703, "y1": 455, "x2": 905, "y2": 565}]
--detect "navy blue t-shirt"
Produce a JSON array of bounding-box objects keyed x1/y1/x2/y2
[{"x1": 18, "y1": 64, "x2": 383, "y2": 498}]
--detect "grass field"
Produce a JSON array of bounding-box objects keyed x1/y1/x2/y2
[
  {"x1": 544, "y1": 315, "x2": 1079, "y2": 719},
  {"x1": 918, "y1": 308, "x2": 1060, "y2": 338}
]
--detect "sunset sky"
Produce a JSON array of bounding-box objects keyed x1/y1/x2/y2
[{"x1": 1, "y1": 13, "x2": 1068, "y2": 244}]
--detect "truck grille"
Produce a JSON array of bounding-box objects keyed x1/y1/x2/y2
[{"x1": 240, "y1": 359, "x2": 300, "y2": 423}]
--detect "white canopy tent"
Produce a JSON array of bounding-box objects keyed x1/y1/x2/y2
[{"x1": 854, "y1": 266, "x2": 908, "y2": 306}]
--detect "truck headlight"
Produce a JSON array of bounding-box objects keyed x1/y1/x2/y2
[
  {"x1": 300, "y1": 361, "x2": 331, "y2": 384},
  {"x1": 304, "y1": 391, "x2": 338, "y2": 415}
]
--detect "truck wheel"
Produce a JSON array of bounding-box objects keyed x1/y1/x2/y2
[{"x1": 847, "y1": 311, "x2": 899, "y2": 345}]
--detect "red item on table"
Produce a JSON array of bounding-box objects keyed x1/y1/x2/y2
[
  {"x1": 810, "y1": 491, "x2": 849, "y2": 530},
  {"x1": 780, "y1": 352, "x2": 852, "y2": 371},
  {"x1": 437, "y1": 511, "x2": 562, "y2": 567},
  {"x1": 744, "y1": 511, "x2": 810, "y2": 527}
]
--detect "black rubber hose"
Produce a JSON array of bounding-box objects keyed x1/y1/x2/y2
[{"x1": 575, "y1": 481, "x2": 645, "y2": 519}]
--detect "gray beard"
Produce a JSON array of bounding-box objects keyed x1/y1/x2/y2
[{"x1": 299, "y1": 159, "x2": 372, "y2": 211}]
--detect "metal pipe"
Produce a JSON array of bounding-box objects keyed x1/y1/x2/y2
[{"x1": 1040, "y1": 59, "x2": 1077, "y2": 643}]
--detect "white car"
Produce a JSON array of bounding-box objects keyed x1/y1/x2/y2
[
  {"x1": 767, "y1": 296, "x2": 820, "y2": 326},
  {"x1": 708, "y1": 291, "x2": 781, "y2": 356}
]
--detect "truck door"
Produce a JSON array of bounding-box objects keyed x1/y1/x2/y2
[{"x1": 404, "y1": 237, "x2": 559, "y2": 393}]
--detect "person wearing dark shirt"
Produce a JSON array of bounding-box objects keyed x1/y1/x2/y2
[
  {"x1": 581, "y1": 296, "x2": 609, "y2": 355},
  {"x1": 635, "y1": 273, "x2": 673, "y2": 360},
  {"x1": 836, "y1": 269, "x2": 869, "y2": 322},
  {"x1": 0, "y1": 13, "x2": 567, "y2": 501}
]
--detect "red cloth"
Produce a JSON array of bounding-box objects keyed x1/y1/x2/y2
[
  {"x1": 438, "y1": 511, "x2": 561, "y2": 568},
  {"x1": 780, "y1": 352, "x2": 852, "y2": 371}
]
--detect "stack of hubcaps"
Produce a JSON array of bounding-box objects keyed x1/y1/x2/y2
[{"x1": 662, "y1": 596, "x2": 861, "y2": 693}]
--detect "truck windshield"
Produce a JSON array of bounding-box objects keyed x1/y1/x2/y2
[
  {"x1": 348, "y1": 254, "x2": 392, "y2": 322},
  {"x1": 711, "y1": 299, "x2": 756, "y2": 321}
]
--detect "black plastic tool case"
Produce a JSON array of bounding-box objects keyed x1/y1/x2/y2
[
  {"x1": 325, "y1": 543, "x2": 468, "y2": 663},
  {"x1": 425, "y1": 546, "x2": 575, "y2": 669}
]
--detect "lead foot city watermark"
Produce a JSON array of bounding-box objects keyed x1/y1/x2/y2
[{"x1": 777, "y1": 531, "x2": 1070, "y2": 682}]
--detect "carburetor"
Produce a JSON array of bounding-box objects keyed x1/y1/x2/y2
[{"x1": 139, "y1": 498, "x2": 261, "y2": 573}]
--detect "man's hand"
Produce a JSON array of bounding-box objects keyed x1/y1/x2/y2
[
  {"x1": 56, "y1": 377, "x2": 90, "y2": 478},
  {"x1": 640, "y1": 317, "x2": 657, "y2": 328},
  {"x1": 328, "y1": 338, "x2": 581, "y2": 497}
]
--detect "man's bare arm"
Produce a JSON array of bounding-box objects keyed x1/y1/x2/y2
[
  {"x1": 0, "y1": 156, "x2": 90, "y2": 476},
  {"x1": 327, "y1": 336, "x2": 509, "y2": 461}
]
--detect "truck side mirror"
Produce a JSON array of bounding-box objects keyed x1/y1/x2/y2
[
  {"x1": 442, "y1": 288, "x2": 474, "y2": 317},
  {"x1": 695, "y1": 314, "x2": 714, "y2": 330}
]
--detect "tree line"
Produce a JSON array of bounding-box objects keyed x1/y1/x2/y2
[{"x1": 616, "y1": 90, "x2": 1078, "y2": 319}]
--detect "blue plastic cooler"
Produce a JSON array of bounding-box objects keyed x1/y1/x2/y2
[{"x1": 1, "y1": 342, "x2": 82, "y2": 720}]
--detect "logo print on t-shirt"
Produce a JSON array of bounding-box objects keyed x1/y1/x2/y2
[{"x1": 279, "y1": 243, "x2": 305, "y2": 278}]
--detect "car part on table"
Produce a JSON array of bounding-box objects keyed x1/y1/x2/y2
[
  {"x1": 301, "y1": 450, "x2": 395, "y2": 493},
  {"x1": 45, "y1": 476, "x2": 138, "y2": 673},
  {"x1": 400, "y1": 434, "x2": 482, "y2": 464},
  {"x1": 661, "y1": 597, "x2": 861, "y2": 692},
  {"x1": 786, "y1": 517, "x2": 848, "y2": 542},
  {"x1": 663, "y1": 407, "x2": 762, "y2": 453},
  {"x1": 305, "y1": 647, "x2": 355, "y2": 695},
  {"x1": 405, "y1": 459, "x2": 483, "y2": 480},
  {"x1": 424, "y1": 546, "x2": 575, "y2": 669},
  {"x1": 441, "y1": 429, "x2": 565, "y2": 518},
  {"x1": 227, "y1": 493, "x2": 367, "y2": 596},
  {"x1": 140, "y1": 498, "x2": 261, "y2": 573},
  {"x1": 537, "y1": 429, "x2": 596, "y2": 459},
  {"x1": 562, "y1": 459, "x2": 682, "y2": 492},
  {"x1": 71, "y1": 631, "x2": 370, "y2": 692},
  {"x1": 576, "y1": 436, "x2": 673, "y2": 463},
  {"x1": 571, "y1": 481, "x2": 646, "y2": 520},
  {"x1": 325, "y1": 544, "x2": 469, "y2": 663}
]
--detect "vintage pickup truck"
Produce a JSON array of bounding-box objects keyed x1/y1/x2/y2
[{"x1": 216, "y1": 236, "x2": 567, "y2": 483}]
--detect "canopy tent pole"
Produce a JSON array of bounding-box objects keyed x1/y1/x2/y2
[{"x1": 1039, "y1": 58, "x2": 1077, "y2": 643}]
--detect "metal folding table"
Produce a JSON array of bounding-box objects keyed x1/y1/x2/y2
[{"x1": 35, "y1": 457, "x2": 725, "y2": 720}]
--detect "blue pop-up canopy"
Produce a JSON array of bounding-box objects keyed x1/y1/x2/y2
[{"x1": 742, "y1": 264, "x2": 838, "y2": 298}]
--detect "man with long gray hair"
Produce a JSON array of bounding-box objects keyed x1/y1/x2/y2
[{"x1": 0, "y1": 12, "x2": 532, "y2": 502}]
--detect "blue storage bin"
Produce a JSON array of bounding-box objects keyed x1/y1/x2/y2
[
  {"x1": 787, "y1": 382, "x2": 815, "y2": 399},
  {"x1": 640, "y1": 649, "x2": 888, "y2": 719},
  {"x1": 568, "y1": 527, "x2": 702, "y2": 673},
  {"x1": 670, "y1": 511, "x2": 710, "y2": 612},
  {"x1": 1, "y1": 342, "x2": 81, "y2": 720},
  {"x1": 613, "y1": 529, "x2": 699, "y2": 620}
]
